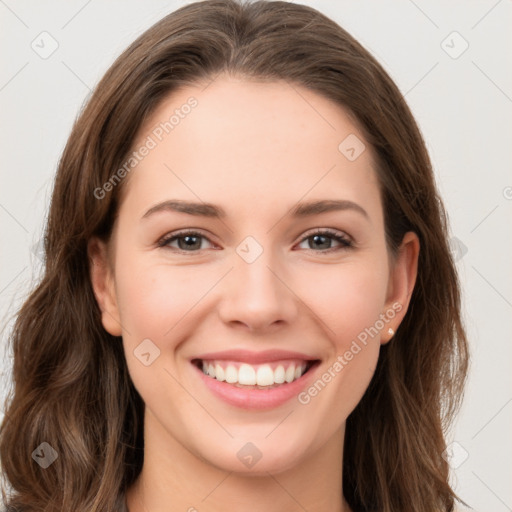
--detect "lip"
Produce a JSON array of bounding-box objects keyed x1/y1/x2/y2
[
  {"x1": 191, "y1": 356, "x2": 321, "y2": 410},
  {"x1": 192, "y1": 349, "x2": 318, "y2": 364}
]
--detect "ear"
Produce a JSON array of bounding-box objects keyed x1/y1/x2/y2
[
  {"x1": 381, "y1": 231, "x2": 420, "y2": 344},
  {"x1": 88, "y1": 237, "x2": 123, "y2": 337}
]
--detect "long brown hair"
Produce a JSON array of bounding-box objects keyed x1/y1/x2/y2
[{"x1": 0, "y1": 1, "x2": 469, "y2": 510}]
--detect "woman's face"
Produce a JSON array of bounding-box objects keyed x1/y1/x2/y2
[{"x1": 90, "y1": 75, "x2": 418, "y2": 475}]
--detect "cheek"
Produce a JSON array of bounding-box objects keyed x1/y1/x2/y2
[
  {"x1": 318, "y1": 339, "x2": 380, "y2": 424},
  {"x1": 114, "y1": 257, "x2": 204, "y2": 404},
  {"x1": 297, "y1": 261, "x2": 387, "y2": 406},
  {"x1": 114, "y1": 249, "x2": 389, "y2": 349},
  {"x1": 114, "y1": 256, "x2": 201, "y2": 340},
  {"x1": 301, "y1": 259, "x2": 389, "y2": 346},
  {"x1": 297, "y1": 269, "x2": 385, "y2": 422}
]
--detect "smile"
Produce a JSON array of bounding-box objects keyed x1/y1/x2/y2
[
  {"x1": 190, "y1": 350, "x2": 321, "y2": 409},
  {"x1": 195, "y1": 359, "x2": 315, "y2": 388}
]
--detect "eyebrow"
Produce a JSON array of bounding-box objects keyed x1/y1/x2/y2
[{"x1": 141, "y1": 199, "x2": 369, "y2": 221}]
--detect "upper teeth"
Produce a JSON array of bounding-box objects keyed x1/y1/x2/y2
[{"x1": 201, "y1": 360, "x2": 308, "y2": 386}]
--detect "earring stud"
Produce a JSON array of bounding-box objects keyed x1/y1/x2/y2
[{"x1": 387, "y1": 327, "x2": 394, "y2": 337}]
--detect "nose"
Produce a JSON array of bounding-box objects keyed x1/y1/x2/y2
[{"x1": 217, "y1": 242, "x2": 299, "y2": 333}]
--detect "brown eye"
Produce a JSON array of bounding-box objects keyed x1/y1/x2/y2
[
  {"x1": 158, "y1": 230, "x2": 214, "y2": 252},
  {"x1": 297, "y1": 229, "x2": 353, "y2": 253}
]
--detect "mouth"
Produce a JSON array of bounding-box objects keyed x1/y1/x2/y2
[
  {"x1": 191, "y1": 358, "x2": 318, "y2": 389},
  {"x1": 190, "y1": 350, "x2": 321, "y2": 410}
]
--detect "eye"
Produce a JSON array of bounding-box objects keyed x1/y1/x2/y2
[
  {"x1": 157, "y1": 228, "x2": 353, "y2": 254},
  {"x1": 296, "y1": 228, "x2": 353, "y2": 253},
  {"x1": 157, "y1": 230, "x2": 215, "y2": 253}
]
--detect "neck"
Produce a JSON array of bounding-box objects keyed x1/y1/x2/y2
[{"x1": 126, "y1": 410, "x2": 350, "y2": 512}]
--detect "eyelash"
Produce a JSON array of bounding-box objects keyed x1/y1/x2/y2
[{"x1": 157, "y1": 228, "x2": 353, "y2": 255}]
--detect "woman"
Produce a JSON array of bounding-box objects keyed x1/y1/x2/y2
[{"x1": 0, "y1": 1, "x2": 469, "y2": 511}]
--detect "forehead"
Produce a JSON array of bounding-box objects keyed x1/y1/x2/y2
[{"x1": 119, "y1": 76, "x2": 382, "y2": 224}]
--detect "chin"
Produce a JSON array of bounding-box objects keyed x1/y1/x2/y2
[{"x1": 190, "y1": 429, "x2": 318, "y2": 477}]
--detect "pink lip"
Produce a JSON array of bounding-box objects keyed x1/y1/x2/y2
[
  {"x1": 191, "y1": 359, "x2": 321, "y2": 410},
  {"x1": 192, "y1": 349, "x2": 317, "y2": 364}
]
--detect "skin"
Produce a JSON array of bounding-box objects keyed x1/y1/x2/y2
[{"x1": 89, "y1": 74, "x2": 419, "y2": 512}]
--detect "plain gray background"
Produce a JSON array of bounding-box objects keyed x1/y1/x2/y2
[{"x1": 1, "y1": 1, "x2": 511, "y2": 511}]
